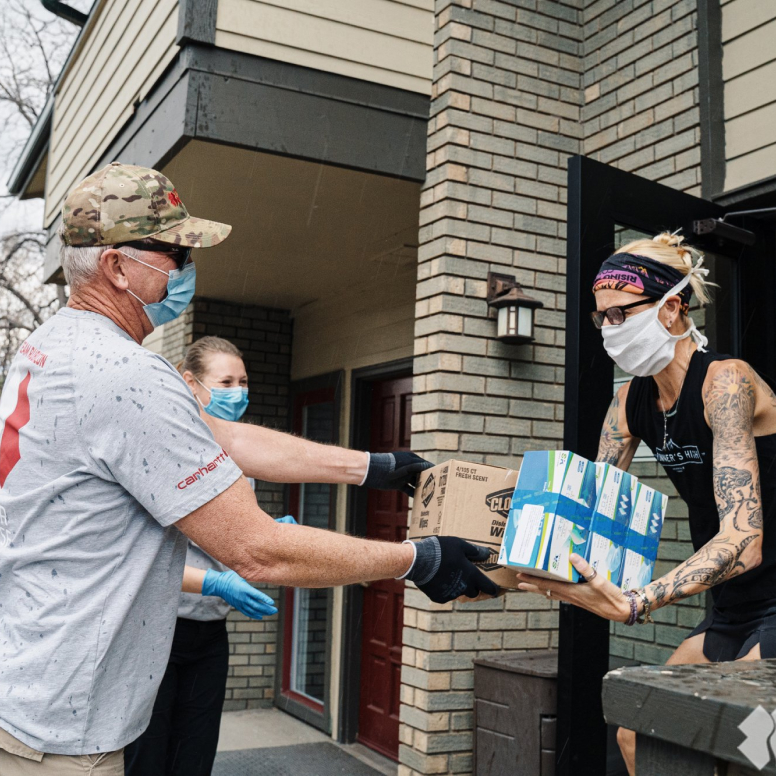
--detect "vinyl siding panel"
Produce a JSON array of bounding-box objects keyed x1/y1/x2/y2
[
  {"x1": 45, "y1": 0, "x2": 179, "y2": 226},
  {"x1": 214, "y1": 0, "x2": 434, "y2": 96},
  {"x1": 721, "y1": 0, "x2": 776, "y2": 42},
  {"x1": 725, "y1": 101, "x2": 776, "y2": 159},
  {"x1": 722, "y1": 18, "x2": 776, "y2": 81},
  {"x1": 725, "y1": 142, "x2": 776, "y2": 191},
  {"x1": 290, "y1": 261, "x2": 416, "y2": 382},
  {"x1": 722, "y1": 0, "x2": 776, "y2": 190}
]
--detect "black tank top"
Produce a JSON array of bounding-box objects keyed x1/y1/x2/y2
[{"x1": 625, "y1": 348, "x2": 776, "y2": 608}]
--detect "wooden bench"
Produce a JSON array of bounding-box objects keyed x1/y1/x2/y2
[{"x1": 602, "y1": 659, "x2": 776, "y2": 775}]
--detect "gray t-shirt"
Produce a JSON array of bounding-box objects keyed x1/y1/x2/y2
[{"x1": 0, "y1": 308, "x2": 242, "y2": 755}]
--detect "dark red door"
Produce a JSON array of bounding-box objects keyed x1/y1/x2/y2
[{"x1": 357, "y1": 375, "x2": 412, "y2": 760}]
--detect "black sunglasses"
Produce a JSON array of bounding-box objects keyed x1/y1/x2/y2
[
  {"x1": 590, "y1": 297, "x2": 658, "y2": 329},
  {"x1": 122, "y1": 239, "x2": 192, "y2": 269}
]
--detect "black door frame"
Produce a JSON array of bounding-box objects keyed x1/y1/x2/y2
[
  {"x1": 561, "y1": 154, "x2": 775, "y2": 776},
  {"x1": 337, "y1": 357, "x2": 414, "y2": 745}
]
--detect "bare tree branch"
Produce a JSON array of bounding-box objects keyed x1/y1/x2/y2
[{"x1": 0, "y1": 0, "x2": 87, "y2": 375}]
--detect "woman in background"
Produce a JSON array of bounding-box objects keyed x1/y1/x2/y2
[{"x1": 125, "y1": 337, "x2": 294, "y2": 776}]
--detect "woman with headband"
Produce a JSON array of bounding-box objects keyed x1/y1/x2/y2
[
  {"x1": 125, "y1": 336, "x2": 295, "y2": 776},
  {"x1": 515, "y1": 232, "x2": 776, "y2": 775}
]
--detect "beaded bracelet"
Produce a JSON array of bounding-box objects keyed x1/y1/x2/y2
[
  {"x1": 634, "y1": 588, "x2": 654, "y2": 624},
  {"x1": 622, "y1": 590, "x2": 639, "y2": 626}
]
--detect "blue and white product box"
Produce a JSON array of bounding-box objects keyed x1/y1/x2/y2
[
  {"x1": 619, "y1": 483, "x2": 668, "y2": 590},
  {"x1": 498, "y1": 450, "x2": 597, "y2": 582},
  {"x1": 585, "y1": 463, "x2": 638, "y2": 586}
]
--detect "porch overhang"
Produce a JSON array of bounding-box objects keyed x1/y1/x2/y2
[{"x1": 43, "y1": 43, "x2": 429, "y2": 283}]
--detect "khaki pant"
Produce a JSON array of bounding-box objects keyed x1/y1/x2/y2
[{"x1": 0, "y1": 727, "x2": 123, "y2": 775}]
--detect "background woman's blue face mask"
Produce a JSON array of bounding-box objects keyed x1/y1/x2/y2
[{"x1": 195, "y1": 377, "x2": 249, "y2": 421}]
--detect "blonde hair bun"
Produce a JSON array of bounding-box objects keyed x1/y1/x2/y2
[
  {"x1": 618, "y1": 231, "x2": 714, "y2": 307},
  {"x1": 653, "y1": 231, "x2": 686, "y2": 250}
]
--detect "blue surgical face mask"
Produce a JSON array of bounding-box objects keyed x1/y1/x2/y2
[
  {"x1": 121, "y1": 251, "x2": 196, "y2": 329},
  {"x1": 195, "y1": 376, "x2": 249, "y2": 421}
]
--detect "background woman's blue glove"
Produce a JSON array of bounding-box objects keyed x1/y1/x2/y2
[
  {"x1": 275, "y1": 515, "x2": 297, "y2": 524},
  {"x1": 202, "y1": 569, "x2": 278, "y2": 620}
]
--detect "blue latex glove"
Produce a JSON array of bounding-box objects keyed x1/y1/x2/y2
[
  {"x1": 275, "y1": 515, "x2": 297, "y2": 524},
  {"x1": 202, "y1": 569, "x2": 278, "y2": 620}
]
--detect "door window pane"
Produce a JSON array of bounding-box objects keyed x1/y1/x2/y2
[{"x1": 290, "y1": 402, "x2": 334, "y2": 704}]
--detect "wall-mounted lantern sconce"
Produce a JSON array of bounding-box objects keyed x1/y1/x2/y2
[{"x1": 486, "y1": 272, "x2": 543, "y2": 345}]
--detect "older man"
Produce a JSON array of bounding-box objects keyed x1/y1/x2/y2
[{"x1": 0, "y1": 163, "x2": 496, "y2": 774}]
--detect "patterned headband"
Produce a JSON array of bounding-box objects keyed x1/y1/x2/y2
[{"x1": 592, "y1": 253, "x2": 693, "y2": 312}]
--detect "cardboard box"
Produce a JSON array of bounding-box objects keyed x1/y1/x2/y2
[
  {"x1": 409, "y1": 460, "x2": 520, "y2": 589},
  {"x1": 498, "y1": 450, "x2": 597, "y2": 582},
  {"x1": 585, "y1": 463, "x2": 638, "y2": 586},
  {"x1": 620, "y1": 482, "x2": 668, "y2": 590}
]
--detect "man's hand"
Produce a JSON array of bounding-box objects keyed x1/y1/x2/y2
[
  {"x1": 364, "y1": 452, "x2": 433, "y2": 497},
  {"x1": 516, "y1": 554, "x2": 632, "y2": 622},
  {"x1": 202, "y1": 569, "x2": 278, "y2": 620},
  {"x1": 405, "y1": 536, "x2": 500, "y2": 603}
]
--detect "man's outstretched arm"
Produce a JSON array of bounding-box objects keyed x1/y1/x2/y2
[
  {"x1": 176, "y1": 477, "x2": 498, "y2": 602},
  {"x1": 202, "y1": 413, "x2": 367, "y2": 484},
  {"x1": 202, "y1": 412, "x2": 431, "y2": 494}
]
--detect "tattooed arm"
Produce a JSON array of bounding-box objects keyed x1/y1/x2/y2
[
  {"x1": 596, "y1": 382, "x2": 640, "y2": 469},
  {"x1": 643, "y1": 360, "x2": 763, "y2": 611},
  {"x1": 517, "y1": 362, "x2": 763, "y2": 623}
]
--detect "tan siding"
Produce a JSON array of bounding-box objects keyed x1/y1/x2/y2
[
  {"x1": 724, "y1": 60, "x2": 776, "y2": 120},
  {"x1": 44, "y1": 0, "x2": 179, "y2": 226},
  {"x1": 725, "y1": 101, "x2": 776, "y2": 159},
  {"x1": 290, "y1": 262, "x2": 416, "y2": 381},
  {"x1": 726, "y1": 143, "x2": 776, "y2": 190},
  {"x1": 215, "y1": 0, "x2": 433, "y2": 95},
  {"x1": 721, "y1": 0, "x2": 776, "y2": 41},
  {"x1": 722, "y1": 18, "x2": 776, "y2": 80},
  {"x1": 722, "y1": 1, "x2": 776, "y2": 190}
]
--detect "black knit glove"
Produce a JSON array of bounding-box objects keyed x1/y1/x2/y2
[
  {"x1": 364, "y1": 452, "x2": 433, "y2": 497},
  {"x1": 403, "y1": 536, "x2": 500, "y2": 603}
]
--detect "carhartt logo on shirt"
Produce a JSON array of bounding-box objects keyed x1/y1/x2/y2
[{"x1": 177, "y1": 450, "x2": 230, "y2": 489}]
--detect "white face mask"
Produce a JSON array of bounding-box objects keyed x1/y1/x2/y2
[{"x1": 601, "y1": 260, "x2": 709, "y2": 377}]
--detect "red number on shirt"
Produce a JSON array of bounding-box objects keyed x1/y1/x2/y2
[{"x1": 0, "y1": 371, "x2": 31, "y2": 488}]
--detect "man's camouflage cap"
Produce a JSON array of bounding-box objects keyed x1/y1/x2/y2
[{"x1": 61, "y1": 162, "x2": 232, "y2": 248}]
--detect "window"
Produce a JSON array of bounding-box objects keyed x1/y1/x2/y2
[{"x1": 280, "y1": 378, "x2": 340, "y2": 730}]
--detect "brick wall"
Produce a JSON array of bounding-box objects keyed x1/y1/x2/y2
[
  {"x1": 405, "y1": 0, "x2": 707, "y2": 773},
  {"x1": 581, "y1": 0, "x2": 706, "y2": 666},
  {"x1": 149, "y1": 296, "x2": 293, "y2": 711},
  {"x1": 405, "y1": 1, "x2": 582, "y2": 774}
]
